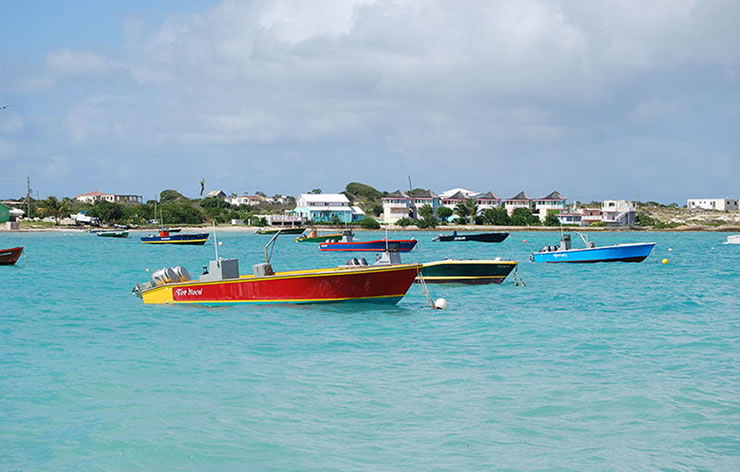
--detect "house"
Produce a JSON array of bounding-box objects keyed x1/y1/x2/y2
[
  {"x1": 557, "y1": 207, "x2": 602, "y2": 226},
  {"x1": 441, "y1": 190, "x2": 500, "y2": 216},
  {"x1": 474, "y1": 192, "x2": 501, "y2": 213},
  {"x1": 439, "y1": 188, "x2": 478, "y2": 199},
  {"x1": 207, "y1": 190, "x2": 227, "y2": 199},
  {"x1": 75, "y1": 191, "x2": 142, "y2": 205},
  {"x1": 382, "y1": 189, "x2": 440, "y2": 223},
  {"x1": 291, "y1": 193, "x2": 365, "y2": 223},
  {"x1": 687, "y1": 198, "x2": 739, "y2": 211},
  {"x1": 0, "y1": 203, "x2": 10, "y2": 223},
  {"x1": 533, "y1": 191, "x2": 567, "y2": 221},
  {"x1": 382, "y1": 191, "x2": 414, "y2": 223},
  {"x1": 601, "y1": 200, "x2": 636, "y2": 226},
  {"x1": 440, "y1": 191, "x2": 470, "y2": 212},
  {"x1": 504, "y1": 191, "x2": 532, "y2": 215},
  {"x1": 227, "y1": 195, "x2": 266, "y2": 206}
]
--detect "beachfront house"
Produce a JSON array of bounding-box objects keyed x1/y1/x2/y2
[
  {"x1": 474, "y1": 192, "x2": 501, "y2": 213},
  {"x1": 382, "y1": 190, "x2": 440, "y2": 223},
  {"x1": 382, "y1": 191, "x2": 414, "y2": 223},
  {"x1": 534, "y1": 191, "x2": 567, "y2": 221},
  {"x1": 207, "y1": 190, "x2": 227, "y2": 199},
  {"x1": 504, "y1": 191, "x2": 533, "y2": 215},
  {"x1": 291, "y1": 193, "x2": 365, "y2": 224},
  {"x1": 557, "y1": 207, "x2": 602, "y2": 226},
  {"x1": 75, "y1": 191, "x2": 142, "y2": 205},
  {"x1": 687, "y1": 198, "x2": 739, "y2": 211},
  {"x1": 601, "y1": 200, "x2": 636, "y2": 226}
]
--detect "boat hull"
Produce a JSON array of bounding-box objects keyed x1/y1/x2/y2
[
  {"x1": 296, "y1": 233, "x2": 345, "y2": 243},
  {"x1": 97, "y1": 231, "x2": 129, "y2": 238},
  {"x1": 0, "y1": 246, "x2": 23, "y2": 265},
  {"x1": 319, "y1": 239, "x2": 418, "y2": 252},
  {"x1": 417, "y1": 259, "x2": 518, "y2": 284},
  {"x1": 433, "y1": 232, "x2": 509, "y2": 243},
  {"x1": 256, "y1": 227, "x2": 306, "y2": 235},
  {"x1": 139, "y1": 263, "x2": 421, "y2": 305},
  {"x1": 141, "y1": 233, "x2": 210, "y2": 245},
  {"x1": 531, "y1": 242, "x2": 655, "y2": 263}
]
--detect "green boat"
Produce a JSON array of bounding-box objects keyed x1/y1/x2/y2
[
  {"x1": 97, "y1": 231, "x2": 129, "y2": 238},
  {"x1": 255, "y1": 227, "x2": 306, "y2": 235},
  {"x1": 417, "y1": 259, "x2": 518, "y2": 285},
  {"x1": 296, "y1": 230, "x2": 350, "y2": 243}
]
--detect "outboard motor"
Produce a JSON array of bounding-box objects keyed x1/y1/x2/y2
[{"x1": 151, "y1": 267, "x2": 178, "y2": 286}]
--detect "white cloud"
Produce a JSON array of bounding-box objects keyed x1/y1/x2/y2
[
  {"x1": 4, "y1": 0, "x2": 740, "y2": 199},
  {"x1": 46, "y1": 49, "x2": 116, "y2": 77}
]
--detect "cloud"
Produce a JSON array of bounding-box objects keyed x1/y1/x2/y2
[
  {"x1": 3, "y1": 0, "x2": 739, "y2": 199},
  {"x1": 46, "y1": 49, "x2": 116, "y2": 77}
]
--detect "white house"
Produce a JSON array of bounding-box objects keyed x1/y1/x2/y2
[
  {"x1": 533, "y1": 191, "x2": 567, "y2": 221},
  {"x1": 503, "y1": 191, "x2": 532, "y2": 215},
  {"x1": 601, "y1": 200, "x2": 636, "y2": 226},
  {"x1": 687, "y1": 198, "x2": 739, "y2": 211},
  {"x1": 382, "y1": 190, "x2": 440, "y2": 223},
  {"x1": 227, "y1": 195, "x2": 266, "y2": 206},
  {"x1": 291, "y1": 193, "x2": 365, "y2": 223},
  {"x1": 75, "y1": 191, "x2": 142, "y2": 205},
  {"x1": 439, "y1": 188, "x2": 478, "y2": 199}
]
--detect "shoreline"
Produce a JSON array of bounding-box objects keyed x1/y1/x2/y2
[{"x1": 3, "y1": 224, "x2": 739, "y2": 233}]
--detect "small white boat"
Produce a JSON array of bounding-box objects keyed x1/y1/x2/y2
[{"x1": 723, "y1": 235, "x2": 740, "y2": 245}]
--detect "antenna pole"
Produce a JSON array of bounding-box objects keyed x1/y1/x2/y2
[
  {"x1": 212, "y1": 223, "x2": 220, "y2": 263},
  {"x1": 26, "y1": 176, "x2": 31, "y2": 218}
]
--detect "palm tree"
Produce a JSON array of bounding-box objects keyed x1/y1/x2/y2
[
  {"x1": 455, "y1": 198, "x2": 478, "y2": 225},
  {"x1": 38, "y1": 196, "x2": 69, "y2": 225}
]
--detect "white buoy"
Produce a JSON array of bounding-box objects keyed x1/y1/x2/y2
[
  {"x1": 145, "y1": 268, "x2": 150, "y2": 272},
  {"x1": 218, "y1": 241, "x2": 223, "y2": 246},
  {"x1": 434, "y1": 298, "x2": 448, "y2": 310},
  {"x1": 668, "y1": 248, "x2": 673, "y2": 252}
]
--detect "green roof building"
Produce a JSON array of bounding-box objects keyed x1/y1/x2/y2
[{"x1": 0, "y1": 203, "x2": 10, "y2": 223}]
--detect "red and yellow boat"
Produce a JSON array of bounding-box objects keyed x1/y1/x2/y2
[
  {"x1": 0, "y1": 246, "x2": 24, "y2": 265},
  {"x1": 134, "y1": 262, "x2": 421, "y2": 305}
]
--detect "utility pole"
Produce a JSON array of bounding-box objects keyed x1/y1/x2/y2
[{"x1": 26, "y1": 176, "x2": 31, "y2": 218}]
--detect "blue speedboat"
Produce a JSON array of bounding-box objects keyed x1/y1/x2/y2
[{"x1": 531, "y1": 233, "x2": 655, "y2": 263}]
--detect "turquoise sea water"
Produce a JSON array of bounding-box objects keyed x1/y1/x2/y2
[{"x1": 1, "y1": 230, "x2": 738, "y2": 471}]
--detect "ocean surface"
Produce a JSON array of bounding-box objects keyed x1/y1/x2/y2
[{"x1": 1, "y1": 230, "x2": 738, "y2": 471}]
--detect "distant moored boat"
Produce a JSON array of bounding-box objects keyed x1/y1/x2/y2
[
  {"x1": 0, "y1": 246, "x2": 24, "y2": 265},
  {"x1": 531, "y1": 233, "x2": 655, "y2": 263}
]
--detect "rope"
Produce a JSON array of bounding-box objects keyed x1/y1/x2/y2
[
  {"x1": 512, "y1": 265, "x2": 526, "y2": 287},
  {"x1": 416, "y1": 272, "x2": 436, "y2": 308}
]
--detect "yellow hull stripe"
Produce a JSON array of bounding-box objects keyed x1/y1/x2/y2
[{"x1": 143, "y1": 292, "x2": 406, "y2": 305}]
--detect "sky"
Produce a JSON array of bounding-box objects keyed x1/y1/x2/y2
[{"x1": 1, "y1": 0, "x2": 738, "y2": 203}]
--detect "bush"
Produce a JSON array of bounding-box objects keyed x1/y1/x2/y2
[
  {"x1": 544, "y1": 210, "x2": 560, "y2": 227},
  {"x1": 635, "y1": 212, "x2": 656, "y2": 226},
  {"x1": 437, "y1": 206, "x2": 454, "y2": 220},
  {"x1": 510, "y1": 207, "x2": 539, "y2": 226},
  {"x1": 416, "y1": 216, "x2": 437, "y2": 229},
  {"x1": 360, "y1": 217, "x2": 381, "y2": 229},
  {"x1": 395, "y1": 217, "x2": 415, "y2": 227},
  {"x1": 481, "y1": 207, "x2": 511, "y2": 225}
]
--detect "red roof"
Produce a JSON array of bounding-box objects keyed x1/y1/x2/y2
[{"x1": 76, "y1": 190, "x2": 105, "y2": 197}]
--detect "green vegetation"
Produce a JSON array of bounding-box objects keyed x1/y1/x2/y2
[
  {"x1": 395, "y1": 217, "x2": 415, "y2": 227},
  {"x1": 344, "y1": 182, "x2": 385, "y2": 217},
  {"x1": 544, "y1": 210, "x2": 560, "y2": 227},
  {"x1": 437, "y1": 206, "x2": 453, "y2": 220},
  {"x1": 481, "y1": 207, "x2": 510, "y2": 225},
  {"x1": 454, "y1": 198, "x2": 478, "y2": 225},
  {"x1": 359, "y1": 217, "x2": 381, "y2": 229},
  {"x1": 37, "y1": 196, "x2": 70, "y2": 225},
  {"x1": 510, "y1": 207, "x2": 539, "y2": 226},
  {"x1": 635, "y1": 212, "x2": 657, "y2": 226}
]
